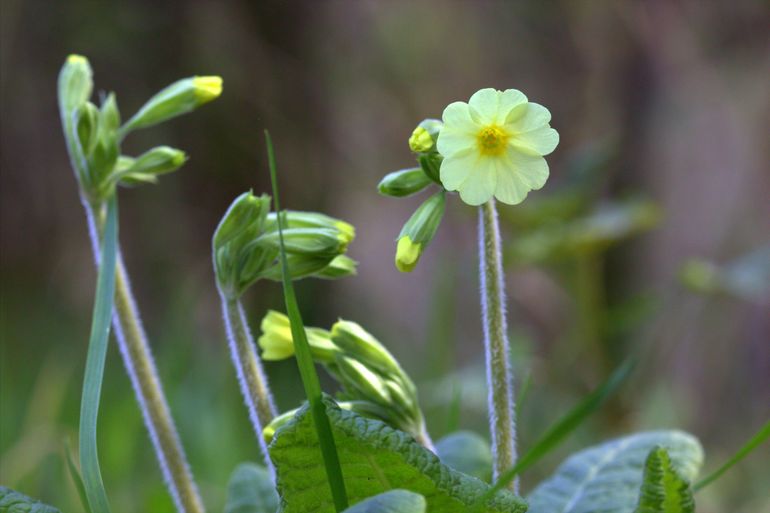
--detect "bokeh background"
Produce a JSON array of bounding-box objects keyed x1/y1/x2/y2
[{"x1": 1, "y1": 1, "x2": 768, "y2": 511}]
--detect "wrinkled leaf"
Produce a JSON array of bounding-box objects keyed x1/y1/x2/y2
[
  {"x1": 528, "y1": 431, "x2": 703, "y2": 513},
  {"x1": 224, "y1": 463, "x2": 279, "y2": 513},
  {"x1": 0, "y1": 486, "x2": 61, "y2": 513},
  {"x1": 343, "y1": 490, "x2": 426, "y2": 513},
  {"x1": 435, "y1": 431, "x2": 492, "y2": 482},
  {"x1": 634, "y1": 446, "x2": 694, "y2": 513},
  {"x1": 269, "y1": 398, "x2": 526, "y2": 513}
]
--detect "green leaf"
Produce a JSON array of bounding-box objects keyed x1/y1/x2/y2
[
  {"x1": 269, "y1": 398, "x2": 527, "y2": 513},
  {"x1": 0, "y1": 486, "x2": 61, "y2": 513},
  {"x1": 634, "y1": 446, "x2": 694, "y2": 513},
  {"x1": 79, "y1": 196, "x2": 118, "y2": 513},
  {"x1": 527, "y1": 431, "x2": 703, "y2": 513},
  {"x1": 343, "y1": 490, "x2": 426, "y2": 513},
  {"x1": 224, "y1": 463, "x2": 279, "y2": 513},
  {"x1": 265, "y1": 130, "x2": 349, "y2": 512},
  {"x1": 435, "y1": 431, "x2": 492, "y2": 482}
]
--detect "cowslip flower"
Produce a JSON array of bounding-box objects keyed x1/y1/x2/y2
[{"x1": 436, "y1": 88, "x2": 559, "y2": 206}]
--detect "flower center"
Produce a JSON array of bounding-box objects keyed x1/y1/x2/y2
[{"x1": 476, "y1": 125, "x2": 509, "y2": 156}]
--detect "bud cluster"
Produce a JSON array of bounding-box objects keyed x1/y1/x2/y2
[
  {"x1": 58, "y1": 54, "x2": 222, "y2": 204},
  {"x1": 377, "y1": 119, "x2": 448, "y2": 273},
  {"x1": 259, "y1": 312, "x2": 427, "y2": 442},
  {"x1": 213, "y1": 192, "x2": 357, "y2": 299}
]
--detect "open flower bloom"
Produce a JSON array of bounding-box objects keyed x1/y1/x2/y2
[{"x1": 436, "y1": 88, "x2": 559, "y2": 206}]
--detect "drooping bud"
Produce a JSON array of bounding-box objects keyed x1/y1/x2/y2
[
  {"x1": 116, "y1": 146, "x2": 187, "y2": 185},
  {"x1": 258, "y1": 310, "x2": 339, "y2": 363},
  {"x1": 330, "y1": 320, "x2": 401, "y2": 376},
  {"x1": 408, "y1": 119, "x2": 442, "y2": 154},
  {"x1": 257, "y1": 228, "x2": 349, "y2": 258},
  {"x1": 121, "y1": 76, "x2": 223, "y2": 133},
  {"x1": 394, "y1": 190, "x2": 445, "y2": 273},
  {"x1": 336, "y1": 355, "x2": 392, "y2": 406},
  {"x1": 315, "y1": 255, "x2": 358, "y2": 280},
  {"x1": 377, "y1": 167, "x2": 433, "y2": 198},
  {"x1": 265, "y1": 211, "x2": 355, "y2": 245}
]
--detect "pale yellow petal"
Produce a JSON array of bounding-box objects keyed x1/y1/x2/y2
[
  {"x1": 468, "y1": 88, "x2": 502, "y2": 125},
  {"x1": 508, "y1": 149, "x2": 549, "y2": 190},
  {"x1": 511, "y1": 126, "x2": 559, "y2": 156},
  {"x1": 441, "y1": 101, "x2": 476, "y2": 131},
  {"x1": 498, "y1": 89, "x2": 528, "y2": 118},
  {"x1": 505, "y1": 102, "x2": 552, "y2": 132},
  {"x1": 439, "y1": 147, "x2": 476, "y2": 190},
  {"x1": 457, "y1": 156, "x2": 498, "y2": 206},
  {"x1": 494, "y1": 167, "x2": 531, "y2": 205}
]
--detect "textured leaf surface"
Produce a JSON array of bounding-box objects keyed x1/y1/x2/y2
[
  {"x1": 343, "y1": 490, "x2": 426, "y2": 513},
  {"x1": 269, "y1": 399, "x2": 527, "y2": 513},
  {"x1": 435, "y1": 431, "x2": 492, "y2": 482},
  {"x1": 634, "y1": 447, "x2": 694, "y2": 513},
  {"x1": 528, "y1": 431, "x2": 703, "y2": 513},
  {"x1": 224, "y1": 463, "x2": 279, "y2": 513},
  {"x1": 0, "y1": 486, "x2": 61, "y2": 513}
]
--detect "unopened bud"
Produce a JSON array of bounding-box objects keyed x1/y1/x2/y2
[
  {"x1": 331, "y1": 320, "x2": 401, "y2": 376},
  {"x1": 315, "y1": 255, "x2": 358, "y2": 279},
  {"x1": 122, "y1": 75, "x2": 223, "y2": 133},
  {"x1": 378, "y1": 167, "x2": 433, "y2": 198},
  {"x1": 336, "y1": 355, "x2": 391, "y2": 406},
  {"x1": 258, "y1": 310, "x2": 339, "y2": 363},
  {"x1": 118, "y1": 146, "x2": 187, "y2": 183},
  {"x1": 58, "y1": 54, "x2": 93, "y2": 119},
  {"x1": 408, "y1": 119, "x2": 442, "y2": 154},
  {"x1": 263, "y1": 400, "x2": 390, "y2": 443},
  {"x1": 265, "y1": 211, "x2": 355, "y2": 245},
  {"x1": 258, "y1": 228, "x2": 348, "y2": 258},
  {"x1": 394, "y1": 190, "x2": 445, "y2": 273}
]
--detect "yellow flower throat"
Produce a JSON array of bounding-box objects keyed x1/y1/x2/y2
[{"x1": 476, "y1": 125, "x2": 509, "y2": 156}]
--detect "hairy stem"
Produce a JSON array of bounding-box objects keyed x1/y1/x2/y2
[
  {"x1": 220, "y1": 293, "x2": 277, "y2": 472},
  {"x1": 478, "y1": 199, "x2": 518, "y2": 493},
  {"x1": 86, "y1": 201, "x2": 205, "y2": 513}
]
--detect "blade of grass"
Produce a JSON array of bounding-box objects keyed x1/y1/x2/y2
[
  {"x1": 264, "y1": 130, "x2": 349, "y2": 512},
  {"x1": 693, "y1": 418, "x2": 770, "y2": 491},
  {"x1": 477, "y1": 356, "x2": 635, "y2": 505},
  {"x1": 79, "y1": 195, "x2": 118, "y2": 513},
  {"x1": 64, "y1": 439, "x2": 92, "y2": 513}
]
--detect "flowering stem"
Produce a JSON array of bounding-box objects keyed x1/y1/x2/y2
[
  {"x1": 478, "y1": 199, "x2": 518, "y2": 493},
  {"x1": 86, "y1": 201, "x2": 205, "y2": 513},
  {"x1": 220, "y1": 293, "x2": 277, "y2": 471}
]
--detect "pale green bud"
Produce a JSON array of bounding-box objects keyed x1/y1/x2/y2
[
  {"x1": 265, "y1": 211, "x2": 355, "y2": 245},
  {"x1": 75, "y1": 102, "x2": 100, "y2": 156},
  {"x1": 315, "y1": 255, "x2": 358, "y2": 279},
  {"x1": 377, "y1": 167, "x2": 433, "y2": 198},
  {"x1": 58, "y1": 55, "x2": 93, "y2": 119},
  {"x1": 117, "y1": 146, "x2": 187, "y2": 184},
  {"x1": 99, "y1": 92, "x2": 121, "y2": 134},
  {"x1": 394, "y1": 190, "x2": 445, "y2": 273},
  {"x1": 408, "y1": 119, "x2": 442, "y2": 154},
  {"x1": 336, "y1": 355, "x2": 391, "y2": 406},
  {"x1": 122, "y1": 75, "x2": 223, "y2": 133},
  {"x1": 330, "y1": 320, "x2": 401, "y2": 376},
  {"x1": 258, "y1": 310, "x2": 339, "y2": 363},
  {"x1": 257, "y1": 228, "x2": 349, "y2": 258}
]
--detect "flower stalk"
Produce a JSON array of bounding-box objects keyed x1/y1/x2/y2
[
  {"x1": 220, "y1": 293, "x2": 277, "y2": 469},
  {"x1": 86, "y1": 202, "x2": 205, "y2": 513},
  {"x1": 479, "y1": 198, "x2": 518, "y2": 493}
]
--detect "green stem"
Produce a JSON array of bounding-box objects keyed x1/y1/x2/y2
[
  {"x1": 220, "y1": 294, "x2": 277, "y2": 469},
  {"x1": 87, "y1": 202, "x2": 205, "y2": 513},
  {"x1": 479, "y1": 199, "x2": 518, "y2": 493}
]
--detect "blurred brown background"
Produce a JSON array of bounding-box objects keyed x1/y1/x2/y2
[{"x1": 1, "y1": 1, "x2": 768, "y2": 511}]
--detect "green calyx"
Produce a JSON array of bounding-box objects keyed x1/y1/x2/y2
[
  {"x1": 212, "y1": 192, "x2": 357, "y2": 299},
  {"x1": 395, "y1": 190, "x2": 446, "y2": 273},
  {"x1": 378, "y1": 167, "x2": 433, "y2": 198}
]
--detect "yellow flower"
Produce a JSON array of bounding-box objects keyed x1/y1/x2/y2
[{"x1": 436, "y1": 88, "x2": 559, "y2": 206}]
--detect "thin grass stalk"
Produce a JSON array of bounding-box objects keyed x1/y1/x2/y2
[
  {"x1": 478, "y1": 198, "x2": 518, "y2": 493},
  {"x1": 85, "y1": 201, "x2": 205, "y2": 513},
  {"x1": 220, "y1": 293, "x2": 277, "y2": 472}
]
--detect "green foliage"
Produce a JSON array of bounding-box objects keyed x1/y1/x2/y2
[
  {"x1": 78, "y1": 196, "x2": 118, "y2": 513},
  {"x1": 634, "y1": 446, "x2": 694, "y2": 513},
  {"x1": 342, "y1": 490, "x2": 426, "y2": 513},
  {"x1": 268, "y1": 398, "x2": 527, "y2": 513},
  {"x1": 224, "y1": 463, "x2": 279, "y2": 513},
  {"x1": 434, "y1": 431, "x2": 492, "y2": 482},
  {"x1": 0, "y1": 486, "x2": 61, "y2": 513},
  {"x1": 527, "y1": 431, "x2": 703, "y2": 513}
]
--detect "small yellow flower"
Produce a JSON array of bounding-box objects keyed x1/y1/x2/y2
[{"x1": 436, "y1": 88, "x2": 559, "y2": 206}]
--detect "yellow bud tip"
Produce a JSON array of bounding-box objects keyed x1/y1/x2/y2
[
  {"x1": 335, "y1": 221, "x2": 356, "y2": 243},
  {"x1": 171, "y1": 151, "x2": 187, "y2": 167},
  {"x1": 409, "y1": 126, "x2": 434, "y2": 153},
  {"x1": 192, "y1": 76, "x2": 223, "y2": 103},
  {"x1": 395, "y1": 236, "x2": 421, "y2": 273},
  {"x1": 67, "y1": 54, "x2": 88, "y2": 65}
]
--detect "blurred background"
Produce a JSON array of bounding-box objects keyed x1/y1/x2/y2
[{"x1": 1, "y1": 0, "x2": 768, "y2": 511}]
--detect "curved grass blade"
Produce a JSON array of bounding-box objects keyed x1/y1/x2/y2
[
  {"x1": 64, "y1": 439, "x2": 92, "y2": 513},
  {"x1": 693, "y1": 418, "x2": 770, "y2": 491},
  {"x1": 79, "y1": 195, "x2": 118, "y2": 513},
  {"x1": 264, "y1": 130, "x2": 349, "y2": 512},
  {"x1": 477, "y1": 355, "x2": 636, "y2": 505}
]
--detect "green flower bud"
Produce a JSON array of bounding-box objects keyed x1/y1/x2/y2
[
  {"x1": 336, "y1": 355, "x2": 391, "y2": 406},
  {"x1": 76, "y1": 101, "x2": 100, "y2": 156},
  {"x1": 265, "y1": 211, "x2": 355, "y2": 245},
  {"x1": 408, "y1": 119, "x2": 442, "y2": 154},
  {"x1": 257, "y1": 228, "x2": 349, "y2": 258},
  {"x1": 58, "y1": 55, "x2": 93, "y2": 119},
  {"x1": 116, "y1": 146, "x2": 187, "y2": 185},
  {"x1": 378, "y1": 167, "x2": 433, "y2": 198},
  {"x1": 99, "y1": 92, "x2": 121, "y2": 134},
  {"x1": 315, "y1": 255, "x2": 358, "y2": 279},
  {"x1": 394, "y1": 190, "x2": 445, "y2": 273},
  {"x1": 122, "y1": 75, "x2": 223, "y2": 133},
  {"x1": 330, "y1": 320, "x2": 401, "y2": 376},
  {"x1": 258, "y1": 310, "x2": 339, "y2": 363}
]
